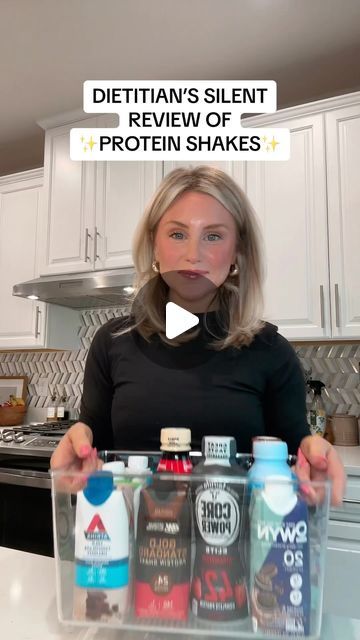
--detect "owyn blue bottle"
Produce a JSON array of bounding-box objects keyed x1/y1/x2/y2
[{"x1": 248, "y1": 440, "x2": 311, "y2": 636}]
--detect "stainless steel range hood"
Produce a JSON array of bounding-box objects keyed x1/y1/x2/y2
[{"x1": 13, "y1": 269, "x2": 135, "y2": 309}]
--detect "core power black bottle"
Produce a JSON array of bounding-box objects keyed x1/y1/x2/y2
[{"x1": 191, "y1": 436, "x2": 248, "y2": 621}]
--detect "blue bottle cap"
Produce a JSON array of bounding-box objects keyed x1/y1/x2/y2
[
  {"x1": 83, "y1": 471, "x2": 114, "y2": 505},
  {"x1": 253, "y1": 440, "x2": 288, "y2": 461}
]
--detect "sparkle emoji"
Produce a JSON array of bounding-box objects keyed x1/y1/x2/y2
[
  {"x1": 261, "y1": 135, "x2": 280, "y2": 152},
  {"x1": 269, "y1": 136, "x2": 279, "y2": 152},
  {"x1": 81, "y1": 135, "x2": 97, "y2": 153}
]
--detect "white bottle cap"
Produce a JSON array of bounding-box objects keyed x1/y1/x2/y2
[
  {"x1": 102, "y1": 460, "x2": 125, "y2": 473},
  {"x1": 127, "y1": 455, "x2": 149, "y2": 472}
]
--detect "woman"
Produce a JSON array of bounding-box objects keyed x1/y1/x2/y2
[{"x1": 51, "y1": 166, "x2": 345, "y2": 505}]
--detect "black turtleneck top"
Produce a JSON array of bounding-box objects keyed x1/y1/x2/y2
[{"x1": 79, "y1": 314, "x2": 310, "y2": 455}]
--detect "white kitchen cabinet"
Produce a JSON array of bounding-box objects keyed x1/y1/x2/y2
[
  {"x1": 325, "y1": 104, "x2": 360, "y2": 338},
  {"x1": 39, "y1": 116, "x2": 98, "y2": 275},
  {"x1": 0, "y1": 170, "x2": 45, "y2": 348},
  {"x1": 163, "y1": 161, "x2": 246, "y2": 189},
  {"x1": 244, "y1": 97, "x2": 360, "y2": 340},
  {"x1": 95, "y1": 160, "x2": 163, "y2": 269},
  {"x1": 0, "y1": 170, "x2": 80, "y2": 350},
  {"x1": 324, "y1": 474, "x2": 360, "y2": 619},
  {"x1": 246, "y1": 114, "x2": 330, "y2": 339},
  {"x1": 39, "y1": 113, "x2": 162, "y2": 274},
  {"x1": 324, "y1": 520, "x2": 360, "y2": 619}
]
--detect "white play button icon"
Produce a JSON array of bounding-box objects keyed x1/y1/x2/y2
[{"x1": 165, "y1": 302, "x2": 199, "y2": 339}]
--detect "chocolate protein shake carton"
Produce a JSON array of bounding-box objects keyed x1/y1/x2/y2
[
  {"x1": 134, "y1": 428, "x2": 192, "y2": 621},
  {"x1": 250, "y1": 479, "x2": 310, "y2": 637},
  {"x1": 191, "y1": 436, "x2": 248, "y2": 622},
  {"x1": 73, "y1": 472, "x2": 129, "y2": 622},
  {"x1": 248, "y1": 440, "x2": 311, "y2": 636}
]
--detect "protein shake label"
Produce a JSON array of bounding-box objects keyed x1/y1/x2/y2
[
  {"x1": 192, "y1": 480, "x2": 247, "y2": 620},
  {"x1": 157, "y1": 457, "x2": 193, "y2": 474},
  {"x1": 75, "y1": 498, "x2": 129, "y2": 588},
  {"x1": 250, "y1": 496, "x2": 310, "y2": 636},
  {"x1": 196, "y1": 486, "x2": 240, "y2": 546},
  {"x1": 73, "y1": 480, "x2": 129, "y2": 622},
  {"x1": 135, "y1": 484, "x2": 191, "y2": 620}
]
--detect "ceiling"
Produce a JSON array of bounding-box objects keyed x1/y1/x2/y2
[{"x1": 1, "y1": 0, "x2": 360, "y2": 176}]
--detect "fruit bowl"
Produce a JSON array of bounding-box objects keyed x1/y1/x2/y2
[{"x1": 0, "y1": 405, "x2": 27, "y2": 426}]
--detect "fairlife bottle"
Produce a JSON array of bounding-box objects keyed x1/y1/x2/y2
[
  {"x1": 191, "y1": 436, "x2": 248, "y2": 621},
  {"x1": 248, "y1": 440, "x2": 310, "y2": 636}
]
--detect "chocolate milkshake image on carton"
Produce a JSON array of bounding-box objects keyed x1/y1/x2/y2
[
  {"x1": 73, "y1": 472, "x2": 129, "y2": 621},
  {"x1": 249, "y1": 441, "x2": 310, "y2": 636},
  {"x1": 191, "y1": 436, "x2": 248, "y2": 621}
]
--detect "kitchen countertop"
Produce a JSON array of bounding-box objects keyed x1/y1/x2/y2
[{"x1": 1, "y1": 547, "x2": 359, "y2": 640}]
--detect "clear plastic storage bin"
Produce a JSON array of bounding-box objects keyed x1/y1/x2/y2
[{"x1": 51, "y1": 451, "x2": 330, "y2": 639}]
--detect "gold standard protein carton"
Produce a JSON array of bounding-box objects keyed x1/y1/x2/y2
[
  {"x1": 191, "y1": 436, "x2": 248, "y2": 621},
  {"x1": 134, "y1": 482, "x2": 191, "y2": 620},
  {"x1": 134, "y1": 429, "x2": 192, "y2": 621}
]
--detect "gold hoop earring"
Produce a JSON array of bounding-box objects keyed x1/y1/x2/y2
[
  {"x1": 229, "y1": 264, "x2": 239, "y2": 276},
  {"x1": 152, "y1": 260, "x2": 160, "y2": 273}
]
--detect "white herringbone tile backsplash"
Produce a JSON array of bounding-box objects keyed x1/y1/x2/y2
[{"x1": 0, "y1": 309, "x2": 359, "y2": 416}]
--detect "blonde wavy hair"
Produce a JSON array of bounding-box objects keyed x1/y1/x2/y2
[{"x1": 116, "y1": 165, "x2": 265, "y2": 349}]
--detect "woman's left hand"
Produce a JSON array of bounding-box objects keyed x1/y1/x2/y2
[{"x1": 295, "y1": 435, "x2": 346, "y2": 506}]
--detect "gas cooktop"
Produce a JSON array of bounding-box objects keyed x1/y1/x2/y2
[
  {"x1": 23, "y1": 420, "x2": 75, "y2": 436},
  {"x1": 0, "y1": 421, "x2": 75, "y2": 457}
]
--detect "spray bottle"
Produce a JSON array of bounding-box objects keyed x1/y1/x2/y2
[{"x1": 307, "y1": 380, "x2": 326, "y2": 436}]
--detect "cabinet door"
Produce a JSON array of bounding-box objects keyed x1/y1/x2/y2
[
  {"x1": 326, "y1": 104, "x2": 360, "y2": 338},
  {"x1": 0, "y1": 171, "x2": 48, "y2": 349},
  {"x1": 246, "y1": 114, "x2": 330, "y2": 339},
  {"x1": 95, "y1": 162, "x2": 163, "y2": 269},
  {"x1": 325, "y1": 520, "x2": 360, "y2": 618},
  {"x1": 163, "y1": 161, "x2": 246, "y2": 189},
  {"x1": 39, "y1": 118, "x2": 97, "y2": 275}
]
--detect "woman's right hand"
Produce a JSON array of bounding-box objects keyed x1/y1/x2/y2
[{"x1": 50, "y1": 422, "x2": 100, "y2": 492}]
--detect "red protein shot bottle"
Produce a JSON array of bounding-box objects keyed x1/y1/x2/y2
[{"x1": 157, "y1": 428, "x2": 193, "y2": 474}]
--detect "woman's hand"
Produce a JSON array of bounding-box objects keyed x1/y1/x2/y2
[
  {"x1": 50, "y1": 422, "x2": 100, "y2": 492},
  {"x1": 295, "y1": 435, "x2": 346, "y2": 506}
]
